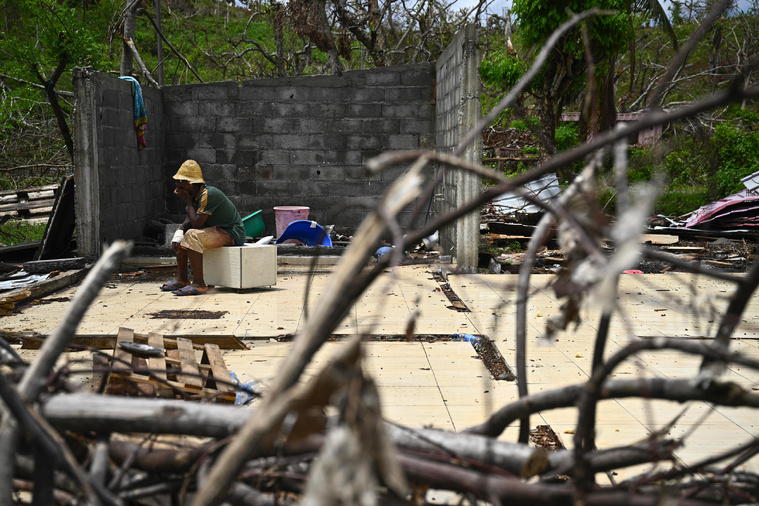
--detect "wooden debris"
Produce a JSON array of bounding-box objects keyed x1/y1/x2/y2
[
  {"x1": 0, "y1": 184, "x2": 58, "y2": 220},
  {"x1": 640, "y1": 234, "x2": 679, "y2": 245},
  {"x1": 20, "y1": 331, "x2": 247, "y2": 350},
  {"x1": 0, "y1": 269, "x2": 86, "y2": 315},
  {"x1": 103, "y1": 328, "x2": 236, "y2": 403}
]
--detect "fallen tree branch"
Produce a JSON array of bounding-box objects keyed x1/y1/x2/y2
[
  {"x1": 466, "y1": 376, "x2": 759, "y2": 438},
  {"x1": 123, "y1": 38, "x2": 161, "y2": 88},
  {"x1": 192, "y1": 157, "x2": 429, "y2": 505},
  {"x1": 141, "y1": 10, "x2": 205, "y2": 83}
]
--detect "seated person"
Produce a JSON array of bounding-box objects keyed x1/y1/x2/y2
[{"x1": 160, "y1": 160, "x2": 245, "y2": 296}]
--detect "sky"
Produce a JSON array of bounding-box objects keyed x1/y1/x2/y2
[{"x1": 450, "y1": 0, "x2": 754, "y2": 19}]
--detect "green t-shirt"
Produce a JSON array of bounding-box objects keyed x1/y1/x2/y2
[{"x1": 194, "y1": 185, "x2": 246, "y2": 243}]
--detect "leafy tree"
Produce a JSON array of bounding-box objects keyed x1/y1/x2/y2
[
  {"x1": 0, "y1": 0, "x2": 114, "y2": 160},
  {"x1": 713, "y1": 122, "x2": 759, "y2": 197},
  {"x1": 511, "y1": 0, "x2": 632, "y2": 165}
]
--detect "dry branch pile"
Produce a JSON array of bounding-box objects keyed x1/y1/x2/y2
[{"x1": 2, "y1": 4, "x2": 759, "y2": 505}]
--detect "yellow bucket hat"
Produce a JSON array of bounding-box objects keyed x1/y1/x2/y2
[{"x1": 173, "y1": 160, "x2": 205, "y2": 184}]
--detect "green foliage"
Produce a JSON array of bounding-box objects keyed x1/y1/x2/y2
[
  {"x1": 670, "y1": 2, "x2": 685, "y2": 25},
  {"x1": 725, "y1": 104, "x2": 759, "y2": 125},
  {"x1": 480, "y1": 53, "x2": 525, "y2": 89},
  {"x1": 0, "y1": 219, "x2": 46, "y2": 246},
  {"x1": 0, "y1": 0, "x2": 116, "y2": 138},
  {"x1": 663, "y1": 140, "x2": 710, "y2": 189},
  {"x1": 655, "y1": 187, "x2": 709, "y2": 216},
  {"x1": 627, "y1": 147, "x2": 655, "y2": 183},
  {"x1": 0, "y1": 0, "x2": 114, "y2": 78},
  {"x1": 713, "y1": 123, "x2": 759, "y2": 197},
  {"x1": 510, "y1": 116, "x2": 540, "y2": 133},
  {"x1": 555, "y1": 123, "x2": 579, "y2": 152},
  {"x1": 511, "y1": 0, "x2": 632, "y2": 57}
]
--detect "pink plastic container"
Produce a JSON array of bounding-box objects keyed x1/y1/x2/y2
[{"x1": 273, "y1": 206, "x2": 310, "y2": 237}]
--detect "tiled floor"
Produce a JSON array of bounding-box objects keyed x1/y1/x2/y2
[{"x1": 4, "y1": 263, "x2": 759, "y2": 480}]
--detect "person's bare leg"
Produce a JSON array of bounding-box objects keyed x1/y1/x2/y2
[
  {"x1": 176, "y1": 247, "x2": 191, "y2": 285},
  {"x1": 187, "y1": 249, "x2": 208, "y2": 292},
  {"x1": 161, "y1": 246, "x2": 190, "y2": 290}
]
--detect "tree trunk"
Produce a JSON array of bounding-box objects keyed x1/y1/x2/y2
[
  {"x1": 35, "y1": 57, "x2": 74, "y2": 161},
  {"x1": 579, "y1": 60, "x2": 618, "y2": 145},
  {"x1": 120, "y1": 0, "x2": 142, "y2": 76}
]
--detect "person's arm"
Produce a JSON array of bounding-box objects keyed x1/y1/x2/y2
[
  {"x1": 184, "y1": 195, "x2": 209, "y2": 228},
  {"x1": 175, "y1": 188, "x2": 209, "y2": 229}
]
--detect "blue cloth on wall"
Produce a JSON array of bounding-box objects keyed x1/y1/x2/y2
[{"x1": 118, "y1": 76, "x2": 147, "y2": 150}]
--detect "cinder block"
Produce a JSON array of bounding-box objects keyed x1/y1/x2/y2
[
  {"x1": 347, "y1": 103, "x2": 381, "y2": 117},
  {"x1": 273, "y1": 134, "x2": 309, "y2": 150},
  {"x1": 385, "y1": 88, "x2": 421, "y2": 101},
  {"x1": 204, "y1": 245, "x2": 277, "y2": 289},
  {"x1": 346, "y1": 136, "x2": 381, "y2": 150},
  {"x1": 239, "y1": 85, "x2": 278, "y2": 102},
  {"x1": 199, "y1": 101, "x2": 236, "y2": 117},
  {"x1": 363, "y1": 118, "x2": 400, "y2": 134},
  {"x1": 273, "y1": 103, "x2": 309, "y2": 117},
  {"x1": 387, "y1": 134, "x2": 418, "y2": 150},
  {"x1": 308, "y1": 135, "x2": 346, "y2": 151},
  {"x1": 196, "y1": 82, "x2": 238, "y2": 100},
  {"x1": 365, "y1": 70, "x2": 400, "y2": 86},
  {"x1": 349, "y1": 88, "x2": 385, "y2": 102}
]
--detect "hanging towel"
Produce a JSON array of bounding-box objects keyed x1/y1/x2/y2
[{"x1": 118, "y1": 76, "x2": 147, "y2": 151}]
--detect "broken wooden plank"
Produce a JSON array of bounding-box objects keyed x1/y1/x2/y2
[
  {"x1": 106, "y1": 328, "x2": 139, "y2": 396},
  {"x1": 104, "y1": 371, "x2": 235, "y2": 402},
  {"x1": 165, "y1": 356, "x2": 213, "y2": 376},
  {"x1": 111, "y1": 328, "x2": 134, "y2": 375},
  {"x1": 1, "y1": 269, "x2": 87, "y2": 320},
  {"x1": 0, "y1": 185, "x2": 58, "y2": 199},
  {"x1": 0, "y1": 290, "x2": 31, "y2": 317},
  {"x1": 21, "y1": 332, "x2": 247, "y2": 350},
  {"x1": 175, "y1": 337, "x2": 203, "y2": 390},
  {"x1": 23, "y1": 257, "x2": 86, "y2": 274},
  {"x1": 639, "y1": 234, "x2": 679, "y2": 245},
  {"x1": 36, "y1": 175, "x2": 75, "y2": 260},
  {"x1": 147, "y1": 332, "x2": 172, "y2": 398},
  {"x1": 662, "y1": 246, "x2": 704, "y2": 253},
  {"x1": 133, "y1": 355, "x2": 156, "y2": 396},
  {"x1": 201, "y1": 343, "x2": 234, "y2": 394}
]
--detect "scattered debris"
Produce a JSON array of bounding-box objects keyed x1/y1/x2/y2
[
  {"x1": 35, "y1": 176, "x2": 75, "y2": 260},
  {"x1": 23, "y1": 257, "x2": 86, "y2": 273},
  {"x1": 147, "y1": 309, "x2": 229, "y2": 319},
  {"x1": 530, "y1": 424, "x2": 566, "y2": 451},
  {"x1": 102, "y1": 328, "x2": 236, "y2": 403},
  {"x1": 684, "y1": 189, "x2": 759, "y2": 229},
  {"x1": 461, "y1": 333, "x2": 516, "y2": 381},
  {"x1": 431, "y1": 269, "x2": 471, "y2": 312},
  {"x1": 0, "y1": 183, "x2": 59, "y2": 220}
]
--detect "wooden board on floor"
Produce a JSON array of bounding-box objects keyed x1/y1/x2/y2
[
  {"x1": 101, "y1": 328, "x2": 236, "y2": 403},
  {"x1": 21, "y1": 332, "x2": 247, "y2": 350}
]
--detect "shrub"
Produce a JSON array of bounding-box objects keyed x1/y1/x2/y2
[
  {"x1": 555, "y1": 123, "x2": 579, "y2": 152},
  {"x1": 655, "y1": 187, "x2": 709, "y2": 217},
  {"x1": 510, "y1": 116, "x2": 540, "y2": 133},
  {"x1": 627, "y1": 146, "x2": 655, "y2": 183},
  {"x1": 0, "y1": 219, "x2": 46, "y2": 246},
  {"x1": 713, "y1": 123, "x2": 759, "y2": 197}
]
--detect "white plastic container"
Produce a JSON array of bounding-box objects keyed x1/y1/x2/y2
[{"x1": 203, "y1": 244, "x2": 277, "y2": 289}]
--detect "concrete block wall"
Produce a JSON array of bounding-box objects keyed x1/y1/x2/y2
[
  {"x1": 434, "y1": 24, "x2": 482, "y2": 271},
  {"x1": 73, "y1": 68, "x2": 165, "y2": 258},
  {"x1": 162, "y1": 63, "x2": 437, "y2": 235},
  {"x1": 73, "y1": 29, "x2": 480, "y2": 267}
]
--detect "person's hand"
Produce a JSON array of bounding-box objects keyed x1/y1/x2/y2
[{"x1": 171, "y1": 229, "x2": 184, "y2": 253}]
